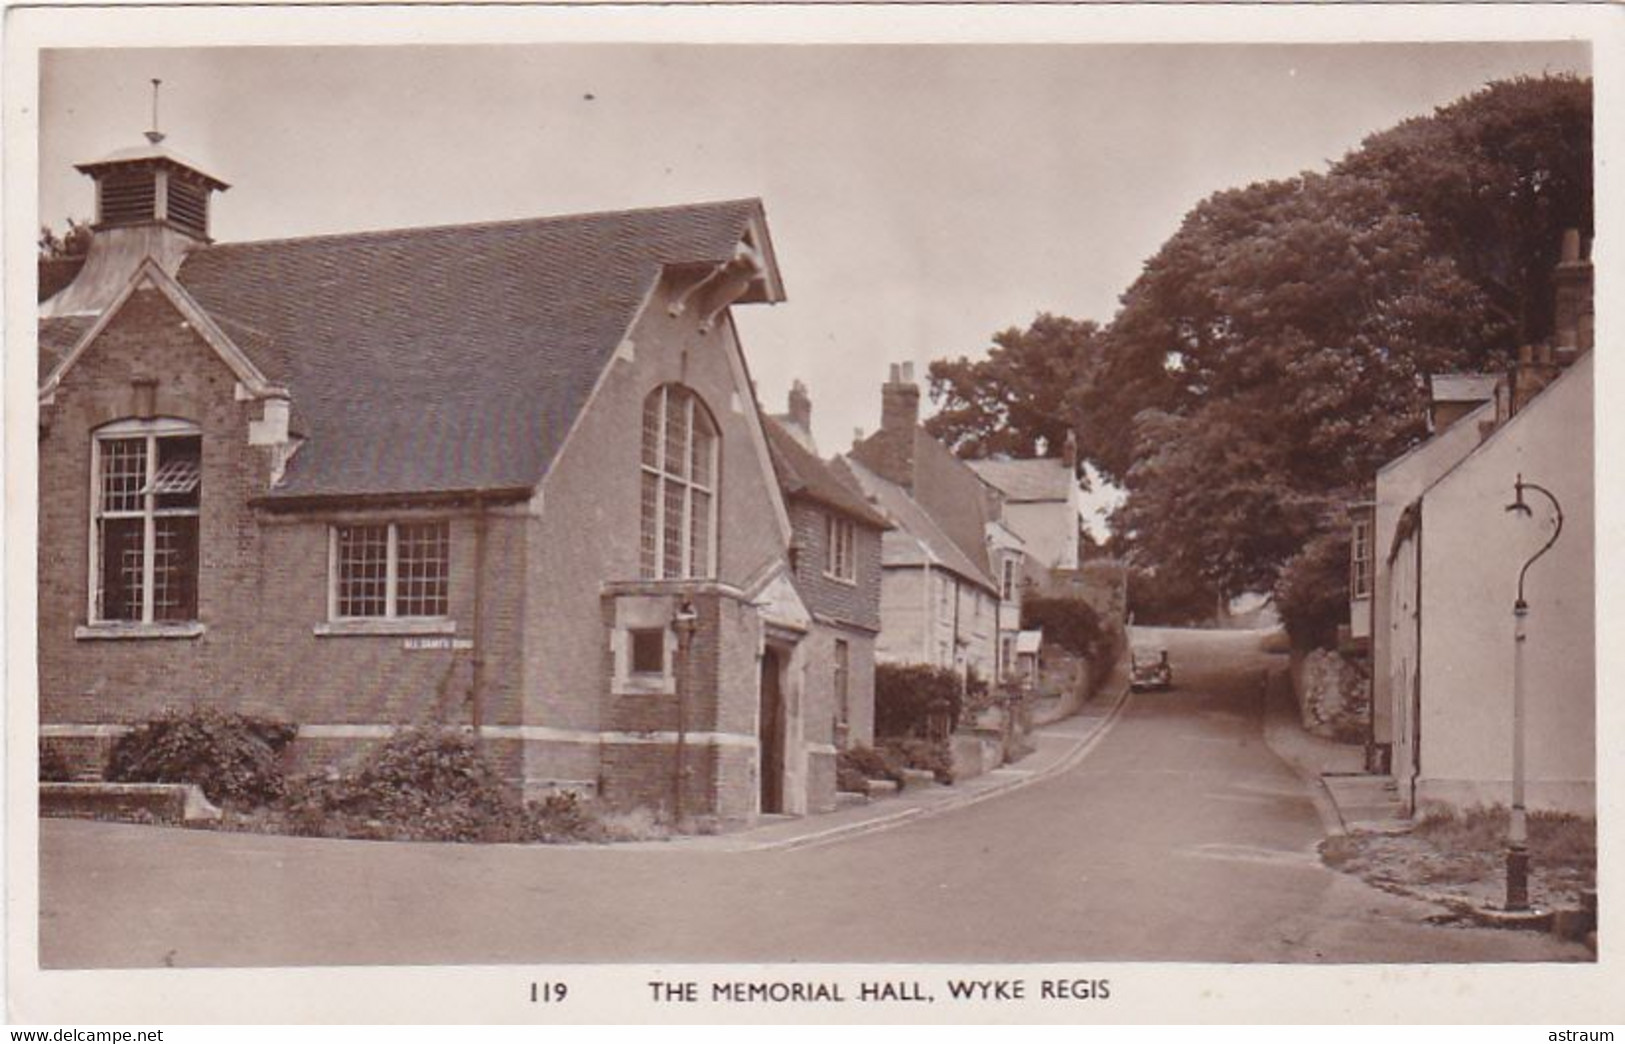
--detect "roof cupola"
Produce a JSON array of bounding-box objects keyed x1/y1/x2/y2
[{"x1": 41, "y1": 81, "x2": 230, "y2": 318}]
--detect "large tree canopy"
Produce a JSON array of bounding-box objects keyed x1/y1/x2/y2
[
  {"x1": 923, "y1": 75, "x2": 1591, "y2": 604},
  {"x1": 924, "y1": 313, "x2": 1100, "y2": 461}
]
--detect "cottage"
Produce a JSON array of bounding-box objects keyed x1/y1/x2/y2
[
  {"x1": 761, "y1": 393, "x2": 889, "y2": 799},
  {"x1": 38, "y1": 130, "x2": 847, "y2": 823},
  {"x1": 1358, "y1": 232, "x2": 1594, "y2": 814},
  {"x1": 840, "y1": 364, "x2": 1007, "y2": 684}
]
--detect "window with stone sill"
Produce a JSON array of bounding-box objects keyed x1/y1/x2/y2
[
  {"x1": 329, "y1": 521, "x2": 450, "y2": 622},
  {"x1": 90, "y1": 418, "x2": 201, "y2": 627}
]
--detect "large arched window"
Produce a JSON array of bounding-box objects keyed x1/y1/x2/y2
[
  {"x1": 640, "y1": 384, "x2": 718, "y2": 579},
  {"x1": 90, "y1": 417, "x2": 202, "y2": 623}
]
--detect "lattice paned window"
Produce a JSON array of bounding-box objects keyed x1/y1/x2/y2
[
  {"x1": 639, "y1": 385, "x2": 719, "y2": 580},
  {"x1": 824, "y1": 514, "x2": 855, "y2": 582},
  {"x1": 91, "y1": 421, "x2": 201, "y2": 624},
  {"x1": 333, "y1": 520, "x2": 450, "y2": 619}
]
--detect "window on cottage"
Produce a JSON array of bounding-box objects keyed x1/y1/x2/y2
[
  {"x1": 640, "y1": 384, "x2": 719, "y2": 580},
  {"x1": 1001, "y1": 557, "x2": 1018, "y2": 601},
  {"x1": 92, "y1": 420, "x2": 201, "y2": 624},
  {"x1": 333, "y1": 521, "x2": 449, "y2": 619},
  {"x1": 1350, "y1": 516, "x2": 1373, "y2": 600},
  {"x1": 825, "y1": 514, "x2": 856, "y2": 582}
]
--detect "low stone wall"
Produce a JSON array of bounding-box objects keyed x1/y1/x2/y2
[
  {"x1": 950, "y1": 726, "x2": 1006, "y2": 781},
  {"x1": 40, "y1": 782, "x2": 221, "y2": 823},
  {"x1": 1290, "y1": 647, "x2": 1371, "y2": 743}
]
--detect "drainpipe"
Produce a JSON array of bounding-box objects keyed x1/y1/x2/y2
[
  {"x1": 470, "y1": 495, "x2": 489, "y2": 739},
  {"x1": 672, "y1": 599, "x2": 699, "y2": 828}
]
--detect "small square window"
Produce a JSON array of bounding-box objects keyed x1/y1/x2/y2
[{"x1": 629, "y1": 628, "x2": 666, "y2": 675}]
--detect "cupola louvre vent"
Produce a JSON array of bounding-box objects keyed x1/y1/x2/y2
[
  {"x1": 99, "y1": 171, "x2": 157, "y2": 227},
  {"x1": 167, "y1": 179, "x2": 208, "y2": 239}
]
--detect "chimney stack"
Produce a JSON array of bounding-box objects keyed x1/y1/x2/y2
[
  {"x1": 787, "y1": 379, "x2": 812, "y2": 433},
  {"x1": 881, "y1": 361, "x2": 920, "y2": 439},
  {"x1": 849, "y1": 362, "x2": 921, "y2": 489},
  {"x1": 1552, "y1": 228, "x2": 1593, "y2": 365}
]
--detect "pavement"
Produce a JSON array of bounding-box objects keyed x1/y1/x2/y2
[
  {"x1": 1256, "y1": 657, "x2": 1409, "y2": 835},
  {"x1": 38, "y1": 625, "x2": 1593, "y2": 970},
  {"x1": 665, "y1": 658, "x2": 1132, "y2": 853}
]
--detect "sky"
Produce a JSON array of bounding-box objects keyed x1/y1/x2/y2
[{"x1": 37, "y1": 41, "x2": 1591, "y2": 531}]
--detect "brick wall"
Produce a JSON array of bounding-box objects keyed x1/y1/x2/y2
[
  {"x1": 38, "y1": 282, "x2": 534, "y2": 778},
  {"x1": 787, "y1": 498, "x2": 882, "y2": 632},
  {"x1": 39, "y1": 268, "x2": 801, "y2": 820}
]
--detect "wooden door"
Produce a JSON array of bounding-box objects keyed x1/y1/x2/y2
[{"x1": 760, "y1": 647, "x2": 785, "y2": 814}]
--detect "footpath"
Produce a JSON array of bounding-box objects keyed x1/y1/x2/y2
[
  {"x1": 665, "y1": 660, "x2": 1132, "y2": 854},
  {"x1": 1257, "y1": 663, "x2": 1407, "y2": 835},
  {"x1": 1258, "y1": 658, "x2": 1596, "y2": 950}
]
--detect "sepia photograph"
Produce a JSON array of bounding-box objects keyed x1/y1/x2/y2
[{"x1": 5, "y1": 2, "x2": 1619, "y2": 1026}]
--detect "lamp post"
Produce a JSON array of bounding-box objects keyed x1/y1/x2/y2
[
  {"x1": 671, "y1": 599, "x2": 699, "y2": 829},
  {"x1": 1502, "y1": 474, "x2": 1563, "y2": 911}
]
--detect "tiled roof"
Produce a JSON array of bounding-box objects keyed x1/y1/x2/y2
[
  {"x1": 903, "y1": 430, "x2": 1001, "y2": 578},
  {"x1": 39, "y1": 316, "x2": 96, "y2": 379},
  {"x1": 170, "y1": 199, "x2": 765, "y2": 500},
  {"x1": 839, "y1": 455, "x2": 996, "y2": 591},
  {"x1": 763, "y1": 417, "x2": 889, "y2": 529},
  {"x1": 968, "y1": 456, "x2": 1074, "y2": 502}
]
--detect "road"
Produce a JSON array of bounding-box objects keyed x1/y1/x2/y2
[{"x1": 39, "y1": 628, "x2": 1589, "y2": 968}]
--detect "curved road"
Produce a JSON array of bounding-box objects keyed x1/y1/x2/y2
[{"x1": 39, "y1": 628, "x2": 1588, "y2": 967}]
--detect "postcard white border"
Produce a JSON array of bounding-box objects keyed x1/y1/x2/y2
[{"x1": 5, "y1": 2, "x2": 1623, "y2": 1026}]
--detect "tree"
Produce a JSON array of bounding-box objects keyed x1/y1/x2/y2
[
  {"x1": 39, "y1": 218, "x2": 93, "y2": 260},
  {"x1": 1334, "y1": 75, "x2": 1592, "y2": 347},
  {"x1": 1098, "y1": 77, "x2": 1588, "y2": 600},
  {"x1": 917, "y1": 76, "x2": 1590, "y2": 610},
  {"x1": 924, "y1": 313, "x2": 1101, "y2": 462}
]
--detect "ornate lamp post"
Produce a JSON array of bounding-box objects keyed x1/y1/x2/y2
[
  {"x1": 671, "y1": 599, "x2": 699, "y2": 829},
  {"x1": 1502, "y1": 474, "x2": 1563, "y2": 911}
]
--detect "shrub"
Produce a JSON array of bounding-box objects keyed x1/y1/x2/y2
[
  {"x1": 39, "y1": 742, "x2": 73, "y2": 783},
  {"x1": 1274, "y1": 529, "x2": 1351, "y2": 651},
  {"x1": 836, "y1": 763, "x2": 870, "y2": 794},
  {"x1": 838, "y1": 744, "x2": 900, "y2": 784},
  {"x1": 303, "y1": 726, "x2": 515, "y2": 842},
  {"x1": 1021, "y1": 595, "x2": 1105, "y2": 662},
  {"x1": 875, "y1": 663, "x2": 962, "y2": 739},
  {"x1": 881, "y1": 737, "x2": 954, "y2": 784},
  {"x1": 524, "y1": 790, "x2": 603, "y2": 843},
  {"x1": 107, "y1": 707, "x2": 297, "y2": 807}
]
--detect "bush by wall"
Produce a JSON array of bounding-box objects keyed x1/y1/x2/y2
[
  {"x1": 39, "y1": 742, "x2": 73, "y2": 783},
  {"x1": 107, "y1": 707, "x2": 297, "y2": 807},
  {"x1": 838, "y1": 744, "x2": 900, "y2": 785},
  {"x1": 1275, "y1": 529, "x2": 1352, "y2": 651},
  {"x1": 283, "y1": 726, "x2": 516, "y2": 842},
  {"x1": 881, "y1": 737, "x2": 954, "y2": 784},
  {"x1": 1021, "y1": 595, "x2": 1106, "y2": 661},
  {"x1": 874, "y1": 663, "x2": 963, "y2": 739}
]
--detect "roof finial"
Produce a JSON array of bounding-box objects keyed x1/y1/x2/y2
[{"x1": 144, "y1": 78, "x2": 165, "y2": 145}]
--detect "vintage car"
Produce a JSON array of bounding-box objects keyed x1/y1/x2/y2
[{"x1": 1129, "y1": 644, "x2": 1173, "y2": 691}]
